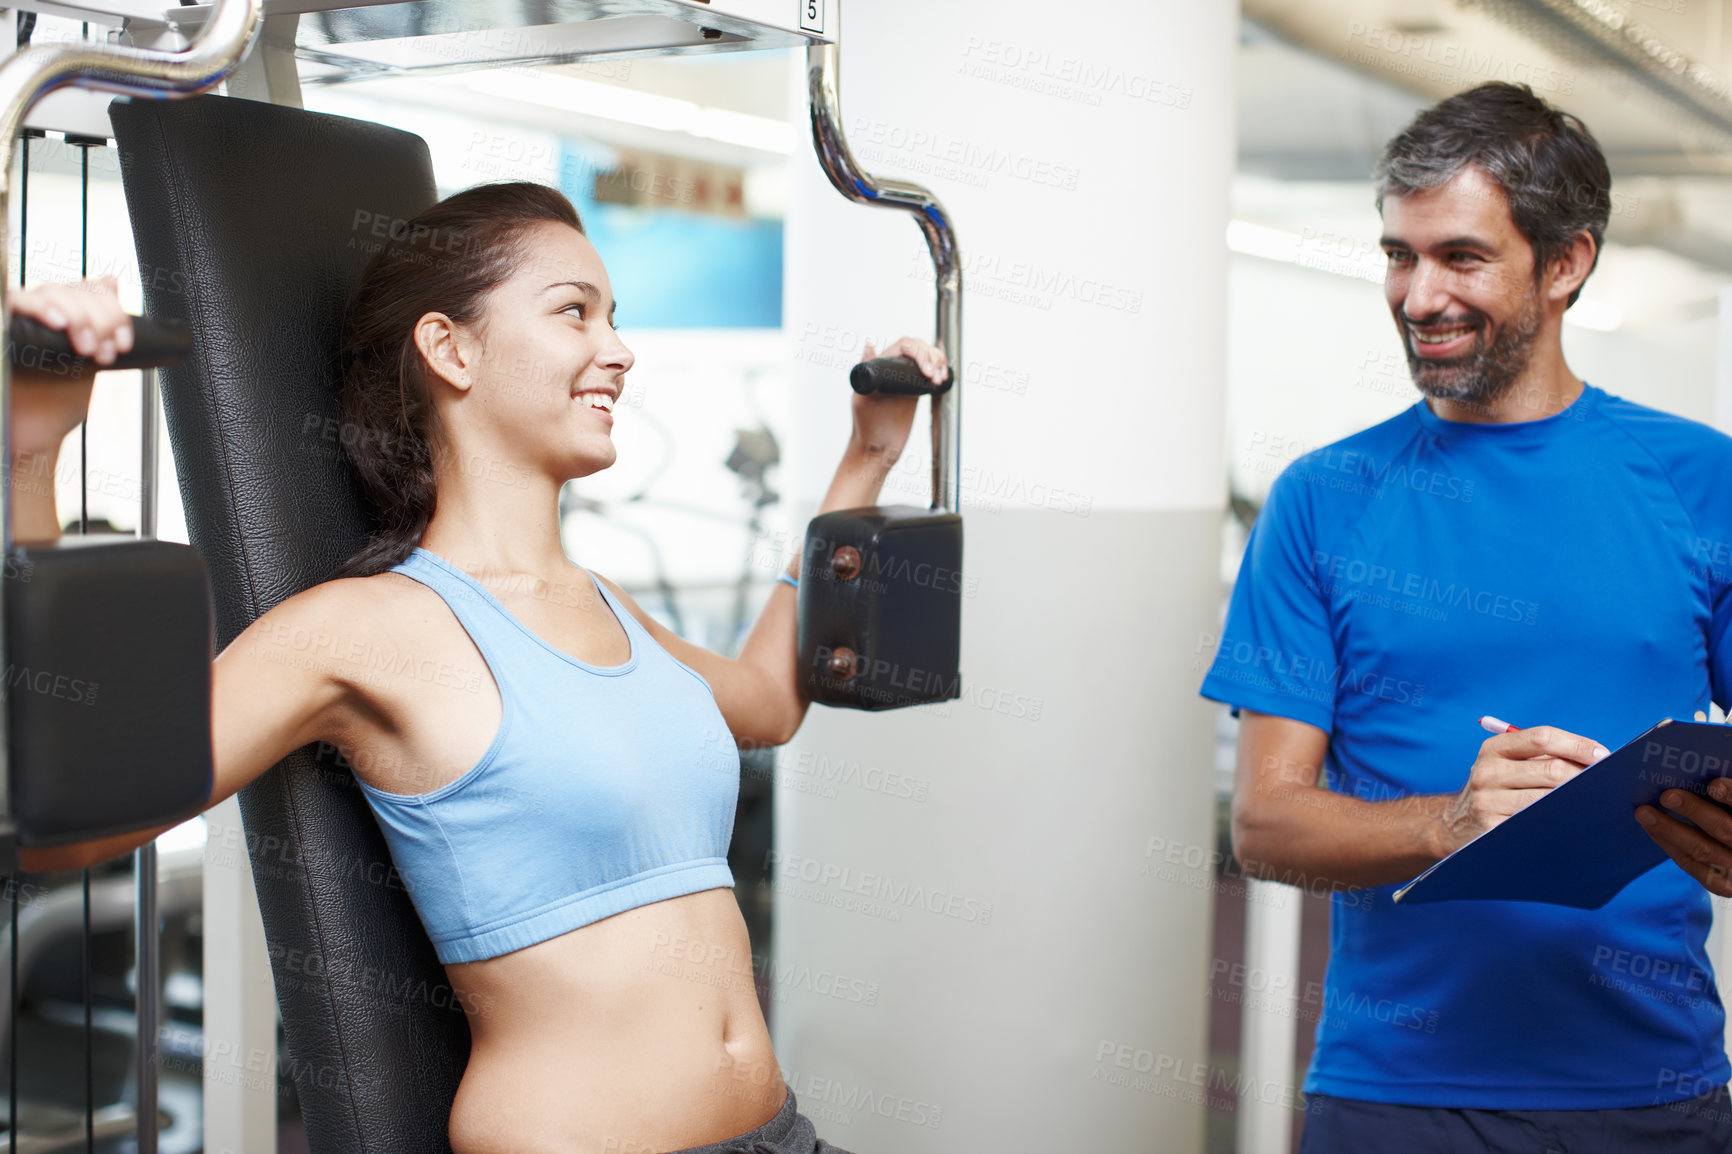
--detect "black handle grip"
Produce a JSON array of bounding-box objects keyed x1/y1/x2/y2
[
  {"x1": 849, "y1": 356, "x2": 953, "y2": 397},
  {"x1": 9, "y1": 313, "x2": 191, "y2": 376}
]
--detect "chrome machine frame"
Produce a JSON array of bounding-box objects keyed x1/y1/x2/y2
[
  {"x1": 0, "y1": 0, "x2": 261, "y2": 866},
  {"x1": 807, "y1": 34, "x2": 961, "y2": 513},
  {"x1": 0, "y1": 2, "x2": 958, "y2": 1149},
  {"x1": 0, "y1": 1, "x2": 261, "y2": 1150}
]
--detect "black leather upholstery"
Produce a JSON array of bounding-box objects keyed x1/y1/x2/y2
[
  {"x1": 8, "y1": 537, "x2": 213, "y2": 846},
  {"x1": 110, "y1": 94, "x2": 468, "y2": 1153}
]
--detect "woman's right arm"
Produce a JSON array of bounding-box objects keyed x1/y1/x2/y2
[
  {"x1": 8, "y1": 279, "x2": 367, "y2": 872},
  {"x1": 20, "y1": 584, "x2": 363, "y2": 872}
]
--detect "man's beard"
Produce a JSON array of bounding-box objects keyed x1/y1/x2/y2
[{"x1": 1403, "y1": 288, "x2": 1544, "y2": 411}]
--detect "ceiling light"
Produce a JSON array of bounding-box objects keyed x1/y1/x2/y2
[{"x1": 458, "y1": 70, "x2": 795, "y2": 155}]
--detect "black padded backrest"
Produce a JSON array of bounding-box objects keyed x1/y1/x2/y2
[{"x1": 110, "y1": 94, "x2": 467, "y2": 1154}]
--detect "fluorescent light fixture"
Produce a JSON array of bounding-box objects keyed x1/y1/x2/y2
[
  {"x1": 458, "y1": 70, "x2": 796, "y2": 155},
  {"x1": 1226, "y1": 220, "x2": 1383, "y2": 283},
  {"x1": 1225, "y1": 219, "x2": 1301, "y2": 263}
]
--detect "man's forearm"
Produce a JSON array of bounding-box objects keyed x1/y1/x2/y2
[{"x1": 1235, "y1": 776, "x2": 1452, "y2": 890}]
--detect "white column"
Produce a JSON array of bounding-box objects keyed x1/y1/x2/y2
[
  {"x1": 201, "y1": 796, "x2": 279, "y2": 1154},
  {"x1": 777, "y1": 1, "x2": 1235, "y2": 1149},
  {"x1": 1715, "y1": 286, "x2": 1732, "y2": 433},
  {"x1": 1237, "y1": 881, "x2": 1303, "y2": 1154}
]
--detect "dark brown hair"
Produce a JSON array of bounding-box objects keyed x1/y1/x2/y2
[
  {"x1": 332, "y1": 182, "x2": 584, "y2": 579},
  {"x1": 1375, "y1": 82, "x2": 1611, "y2": 307}
]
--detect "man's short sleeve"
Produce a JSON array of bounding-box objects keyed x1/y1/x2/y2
[
  {"x1": 1710, "y1": 571, "x2": 1732, "y2": 715},
  {"x1": 1199, "y1": 468, "x2": 1338, "y2": 733},
  {"x1": 1618, "y1": 409, "x2": 1732, "y2": 715}
]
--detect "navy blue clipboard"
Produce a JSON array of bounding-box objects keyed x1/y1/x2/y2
[{"x1": 1394, "y1": 719, "x2": 1732, "y2": 907}]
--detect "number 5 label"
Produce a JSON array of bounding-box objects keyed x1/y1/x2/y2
[{"x1": 799, "y1": 0, "x2": 824, "y2": 34}]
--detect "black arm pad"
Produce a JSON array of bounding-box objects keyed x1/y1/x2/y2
[{"x1": 8, "y1": 537, "x2": 214, "y2": 847}]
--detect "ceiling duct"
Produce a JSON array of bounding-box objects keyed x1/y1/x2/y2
[{"x1": 1468, "y1": 0, "x2": 1732, "y2": 142}]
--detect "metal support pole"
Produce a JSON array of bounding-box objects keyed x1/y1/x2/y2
[
  {"x1": 134, "y1": 842, "x2": 158, "y2": 1153},
  {"x1": 138, "y1": 369, "x2": 158, "y2": 541},
  {"x1": 0, "y1": 0, "x2": 260, "y2": 1142},
  {"x1": 134, "y1": 366, "x2": 162, "y2": 1152},
  {"x1": 804, "y1": 22, "x2": 962, "y2": 515},
  {"x1": 1238, "y1": 880, "x2": 1303, "y2": 1154}
]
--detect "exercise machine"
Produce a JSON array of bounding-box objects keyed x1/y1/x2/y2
[{"x1": 0, "y1": 2, "x2": 963, "y2": 1150}]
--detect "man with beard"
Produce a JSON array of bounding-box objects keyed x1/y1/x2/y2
[{"x1": 1200, "y1": 82, "x2": 1732, "y2": 1151}]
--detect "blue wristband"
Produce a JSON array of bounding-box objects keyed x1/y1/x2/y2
[{"x1": 776, "y1": 572, "x2": 798, "y2": 590}]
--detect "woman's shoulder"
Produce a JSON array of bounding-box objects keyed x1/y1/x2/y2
[{"x1": 244, "y1": 568, "x2": 447, "y2": 659}]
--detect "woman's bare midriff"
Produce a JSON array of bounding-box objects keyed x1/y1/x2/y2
[
  {"x1": 445, "y1": 890, "x2": 785, "y2": 1154},
  {"x1": 323, "y1": 571, "x2": 785, "y2": 1154}
]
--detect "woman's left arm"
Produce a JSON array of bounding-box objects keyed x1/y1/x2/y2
[
  {"x1": 9, "y1": 278, "x2": 134, "y2": 542},
  {"x1": 595, "y1": 335, "x2": 948, "y2": 747}
]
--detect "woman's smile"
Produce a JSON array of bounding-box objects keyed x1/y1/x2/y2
[{"x1": 574, "y1": 387, "x2": 617, "y2": 426}]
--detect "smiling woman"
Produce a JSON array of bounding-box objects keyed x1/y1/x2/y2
[
  {"x1": 13, "y1": 179, "x2": 946, "y2": 1154},
  {"x1": 332, "y1": 183, "x2": 618, "y2": 581}
]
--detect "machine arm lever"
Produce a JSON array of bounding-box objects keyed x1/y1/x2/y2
[
  {"x1": 849, "y1": 355, "x2": 953, "y2": 397},
  {"x1": 9, "y1": 314, "x2": 191, "y2": 374}
]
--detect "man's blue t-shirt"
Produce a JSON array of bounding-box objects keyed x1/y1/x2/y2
[{"x1": 1201, "y1": 384, "x2": 1732, "y2": 1109}]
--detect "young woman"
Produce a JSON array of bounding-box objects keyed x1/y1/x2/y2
[{"x1": 12, "y1": 181, "x2": 947, "y2": 1154}]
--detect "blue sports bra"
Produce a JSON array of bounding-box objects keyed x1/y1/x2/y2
[{"x1": 356, "y1": 546, "x2": 740, "y2": 964}]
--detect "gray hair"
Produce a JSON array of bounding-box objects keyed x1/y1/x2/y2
[{"x1": 1375, "y1": 82, "x2": 1611, "y2": 307}]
